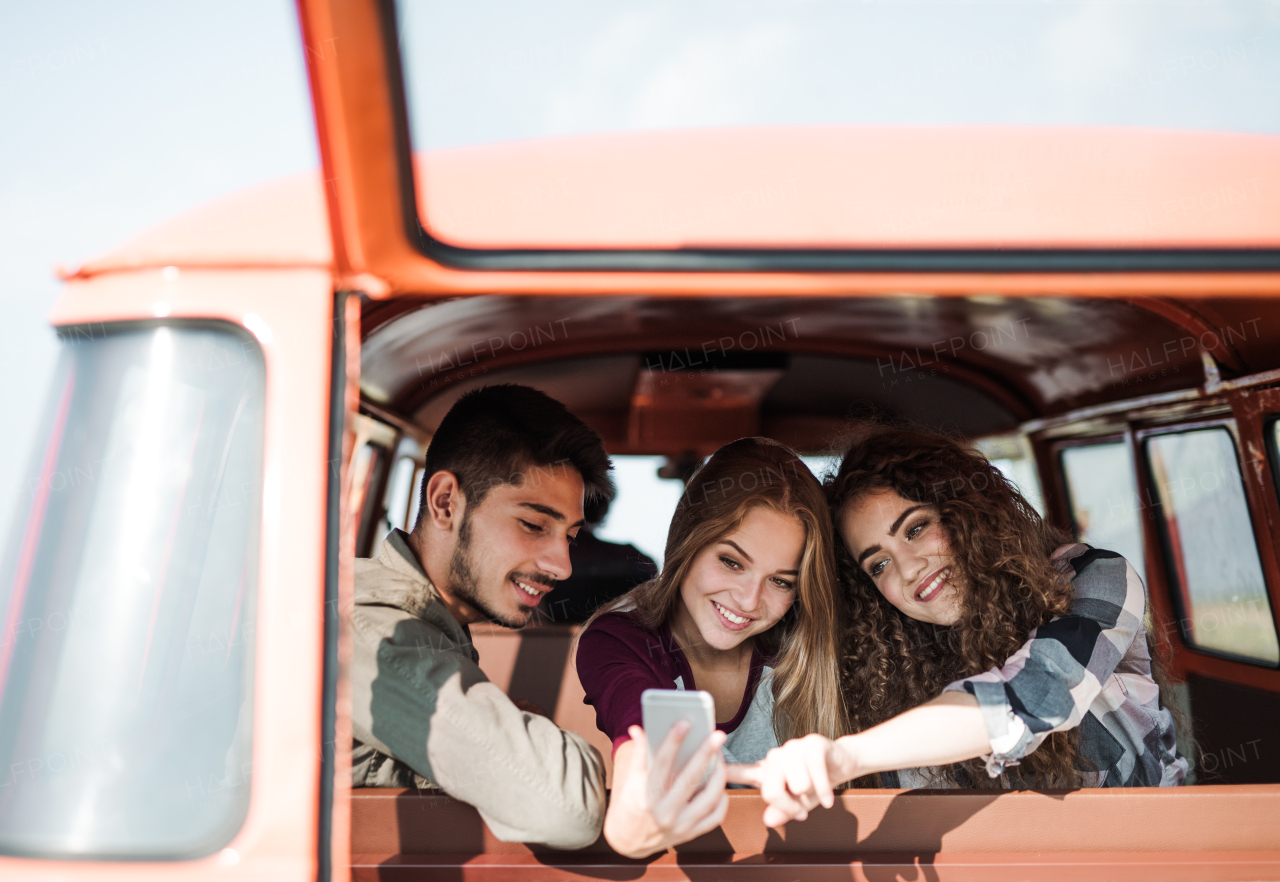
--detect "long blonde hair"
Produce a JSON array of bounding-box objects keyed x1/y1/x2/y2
[{"x1": 588, "y1": 437, "x2": 848, "y2": 742}]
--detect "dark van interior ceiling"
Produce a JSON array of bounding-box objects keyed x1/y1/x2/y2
[{"x1": 360, "y1": 295, "x2": 1279, "y2": 453}]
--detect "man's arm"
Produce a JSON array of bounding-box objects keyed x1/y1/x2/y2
[
  {"x1": 426, "y1": 665, "x2": 606, "y2": 848},
  {"x1": 354, "y1": 609, "x2": 606, "y2": 848}
]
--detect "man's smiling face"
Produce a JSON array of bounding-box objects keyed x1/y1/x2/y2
[{"x1": 445, "y1": 465, "x2": 586, "y2": 629}]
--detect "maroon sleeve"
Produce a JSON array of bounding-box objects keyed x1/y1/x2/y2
[{"x1": 576, "y1": 613, "x2": 677, "y2": 756}]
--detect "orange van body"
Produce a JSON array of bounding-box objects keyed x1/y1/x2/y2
[{"x1": 2, "y1": 0, "x2": 1280, "y2": 879}]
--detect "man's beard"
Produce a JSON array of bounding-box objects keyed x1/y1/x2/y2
[{"x1": 446, "y1": 513, "x2": 533, "y2": 630}]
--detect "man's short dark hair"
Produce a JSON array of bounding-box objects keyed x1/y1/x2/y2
[{"x1": 415, "y1": 384, "x2": 614, "y2": 528}]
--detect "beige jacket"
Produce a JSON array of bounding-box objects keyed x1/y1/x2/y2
[{"x1": 349, "y1": 530, "x2": 606, "y2": 848}]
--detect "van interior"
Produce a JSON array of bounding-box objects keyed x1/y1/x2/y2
[{"x1": 345, "y1": 291, "x2": 1280, "y2": 864}]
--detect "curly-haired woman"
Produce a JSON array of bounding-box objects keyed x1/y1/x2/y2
[
  {"x1": 576, "y1": 437, "x2": 848, "y2": 856},
  {"x1": 729, "y1": 424, "x2": 1187, "y2": 827}
]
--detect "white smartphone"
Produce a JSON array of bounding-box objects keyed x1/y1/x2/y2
[{"x1": 641, "y1": 688, "x2": 718, "y2": 780}]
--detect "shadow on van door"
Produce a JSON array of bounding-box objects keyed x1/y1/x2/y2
[
  {"x1": 847, "y1": 790, "x2": 999, "y2": 882},
  {"x1": 670, "y1": 788, "x2": 1014, "y2": 882}
]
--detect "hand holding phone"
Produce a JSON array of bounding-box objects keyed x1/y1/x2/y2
[
  {"x1": 602, "y1": 691, "x2": 729, "y2": 859},
  {"x1": 641, "y1": 688, "x2": 718, "y2": 782}
]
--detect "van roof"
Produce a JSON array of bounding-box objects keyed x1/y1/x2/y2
[
  {"x1": 73, "y1": 172, "x2": 333, "y2": 278},
  {"x1": 73, "y1": 126, "x2": 1280, "y2": 278}
]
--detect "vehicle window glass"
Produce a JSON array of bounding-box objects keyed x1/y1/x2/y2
[
  {"x1": 399, "y1": 1, "x2": 1280, "y2": 147},
  {"x1": 348, "y1": 442, "x2": 383, "y2": 530},
  {"x1": 991, "y1": 456, "x2": 1045, "y2": 517},
  {"x1": 382, "y1": 455, "x2": 419, "y2": 537},
  {"x1": 405, "y1": 464, "x2": 425, "y2": 530},
  {"x1": 1146, "y1": 428, "x2": 1279, "y2": 665},
  {"x1": 0, "y1": 325, "x2": 264, "y2": 858},
  {"x1": 1273, "y1": 417, "x2": 1280, "y2": 496},
  {"x1": 801, "y1": 455, "x2": 839, "y2": 483},
  {"x1": 396, "y1": 0, "x2": 1280, "y2": 248},
  {"x1": 591, "y1": 454, "x2": 842, "y2": 568},
  {"x1": 593, "y1": 455, "x2": 684, "y2": 566},
  {"x1": 1060, "y1": 442, "x2": 1146, "y2": 586},
  {"x1": 975, "y1": 434, "x2": 1046, "y2": 517}
]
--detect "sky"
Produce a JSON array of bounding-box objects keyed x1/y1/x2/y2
[
  {"x1": 399, "y1": 0, "x2": 1280, "y2": 150},
  {"x1": 0, "y1": 1, "x2": 318, "y2": 538}
]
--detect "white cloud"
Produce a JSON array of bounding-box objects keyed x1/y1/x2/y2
[
  {"x1": 543, "y1": 9, "x2": 668, "y2": 135},
  {"x1": 627, "y1": 23, "x2": 800, "y2": 129},
  {"x1": 543, "y1": 9, "x2": 800, "y2": 135},
  {"x1": 1042, "y1": 0, "x2": 1141, "y2": 93}
]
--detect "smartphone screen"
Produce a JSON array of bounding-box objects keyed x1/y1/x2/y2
[{"x1": 641, "y1": 689, "x2": 717, "y2": 779}]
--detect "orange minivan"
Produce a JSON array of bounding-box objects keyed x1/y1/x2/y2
[{"x1": 3, "y1": 1, "x2": 1280, "y2": 879}]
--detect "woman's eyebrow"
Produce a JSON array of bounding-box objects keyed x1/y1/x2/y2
[
  {"x1": 722, "y1": 540, "x2": 797, "y2": 574},
  {"x1": 889, "y1": 505, "x2": 927, "y2": 535},
  {"x1": 719, "y1": 540, "x2": 753, "y2": 563},
  {"x1": 856, "y1": 505, "x2": 929, "y2": 566}
]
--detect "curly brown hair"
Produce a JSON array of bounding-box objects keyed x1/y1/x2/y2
[{"x1": 826, "y1": 423, "x2": 1085, "y2": 789}]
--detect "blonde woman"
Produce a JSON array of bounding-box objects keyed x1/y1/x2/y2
[{"x1": 575, "y1": 438, "x2": 846, "y2": 858}]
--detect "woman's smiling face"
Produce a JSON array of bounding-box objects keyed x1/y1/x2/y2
[
  {"x1": 840, "y1": 487, "x2": 963, "y2": 626},
  {"x1": 674, "y1": 506, "x2": 803, "y2": 652}
]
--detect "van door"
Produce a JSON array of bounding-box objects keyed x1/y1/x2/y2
[{"x1": 0, "y1": 269, "x2": 350, "y2": 881}]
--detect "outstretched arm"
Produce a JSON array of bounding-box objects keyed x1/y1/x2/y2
[
  {"x1": 838, "y1": 691, "x2": 990, "y2": 775},
  {"x1": 732, "y1": 550, "x2": 1151, "y2": 825},
  {"x1": 728, "y1": 692, "x2": 989, "y2": 827}
]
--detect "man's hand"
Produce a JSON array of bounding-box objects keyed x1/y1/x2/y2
[{"x1": 726, "y1": 734, "x2": 854, "y2": 828}]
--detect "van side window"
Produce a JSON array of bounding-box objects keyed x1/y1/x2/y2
[
  {"x1": 1060, "y1": 442, "x2": 1146, "y2": 585},
  {"x1": 0, "y1": 325, "x2": 264, "y2": 858},
  {"x1": 1145, "y1": 428, "x2": 1280, "y2": 666},
  {"x1": 1272, "y1": 417, "x2": 1280, "y2": 502},
  {"x1": 375, "y1": 445, "x2": 426, "y2": 546},
  {"x1": 382, "y1": 455, "x2": 420, "y2": 535},
  {"x1": 349, "y1": 442, "x2": 388, "y2": 553}
]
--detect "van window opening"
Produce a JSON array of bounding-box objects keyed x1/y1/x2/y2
[
  {"x1": 1146, "y1": 427, "x2": 1279, "y2": 666},
  {"x1": 1060, "y1": 441, "x2": 1147, "y2": 586},
  {"x1": 398, "y1": 0, "x2": 1280, "y2": 152},
  {"x1": 395, "y1": 0, "x2": 1280, "y2": 253},
  {"x1": 371, "y1": 445, "x2": 1042, "y2": 576}
]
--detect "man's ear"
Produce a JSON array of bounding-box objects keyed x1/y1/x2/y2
[{"x1": 423, "y1": 470, "x2": 467, "y2": 533}]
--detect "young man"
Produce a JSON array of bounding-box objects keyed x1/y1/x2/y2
[{"x1": 349, "y1": 384, "x2": 614, "y2": 849}]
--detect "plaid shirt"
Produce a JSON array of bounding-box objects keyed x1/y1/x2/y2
[{"x1": 941, "y1": 544, "x2": 1188, "y2": 787}]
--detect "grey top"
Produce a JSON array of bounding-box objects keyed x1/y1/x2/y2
[{"x1": 674, "y1": 668, "x2": 779, "y2": 766}]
